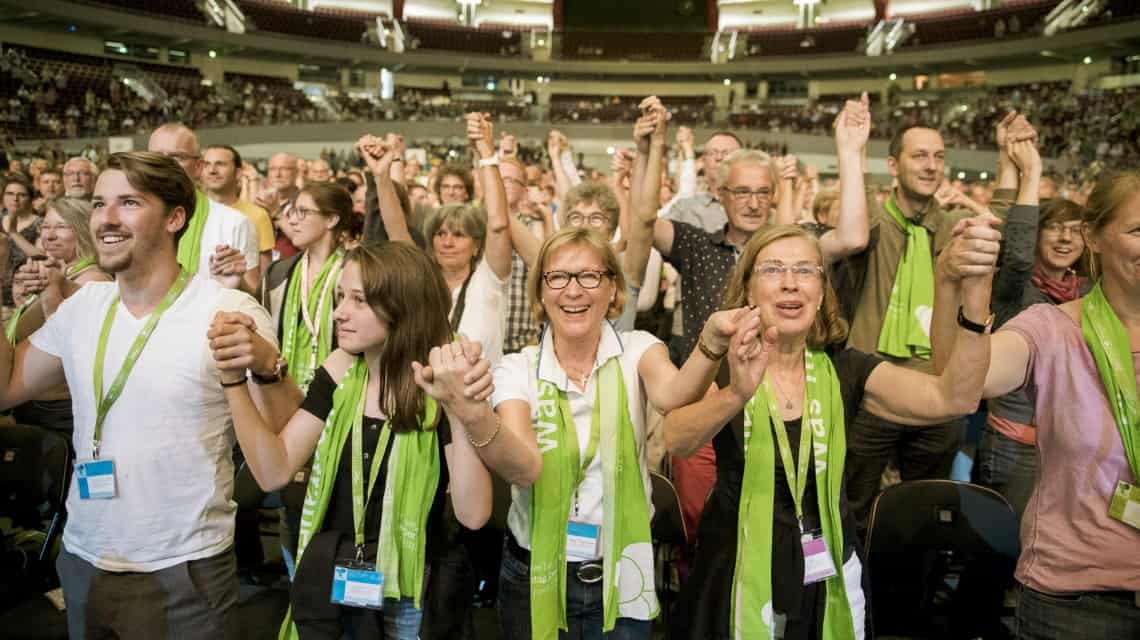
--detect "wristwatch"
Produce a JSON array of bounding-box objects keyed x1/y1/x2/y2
[
  {"x1": 252, "y1": 357, "x2": 289, "y2": 385},
  {"x1": 477, "y1": 154, "x2": 501, "y2": 167},
  {"x1": 957, "y1": 306, "x2": 995, "y2": 335}
]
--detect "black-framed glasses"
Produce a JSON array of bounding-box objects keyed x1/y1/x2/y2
[
  {"x1": 541, "y1": 270, "x2": 613, "y2": 290},
  {"x1": 286, "y1": 206, "x2": 321, "y2": 221},
  {"x1": 721, "y1": 187, "x2": 772, "y2": 203},
  {"x1": 753, "y1": 261, "x2": 824, "y2": 282}
]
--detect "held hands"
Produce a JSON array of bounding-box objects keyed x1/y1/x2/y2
[
  {"x1": 547, "y1": 130, "x2": 569, "y2": 157},
  {"x1": 938, "y1": 215, "x2": 1003, "y2": 283},
  {"x1": 728, "y1": 325, "x2": 779, "y2": 404},
  {"x1": 834, "y1": 91, "x2": 872, "y2": 154},
  {"x1": 208, "y1": 311, "x2": 279, "y2": 384},
  {"x1": 676, "y1": 125, "x2": 694, "y2": 157},
  {"x1": 499, "y1": 133, "x2": 518, "y2": 159},
  {"x1": 13, "y1": 257, "x2": 66, "y2": 304},
  {"x1": 411, "y1": 336, "x2": 495, "y2": 406},
  {"x1": 208, "y1": 244, "x2": 247, "y2": 290},
  {"x1": 356, "y1": 134, "x2": 400, "y2": 179},
  {"x1": 995, "y1": 111, "x2": 1038, "y2": 150},
  {"x1": 466, "y1": 112, "x2": 495, "y2": 160},
  {"x1": 702, "y1": 306, "x2": 764, "y2": 358},
  {"x1": 1006, "y1": 139, "x2": 1042, "y2": 176},
  {"x1": 777, "y1": 154, "x2": 799, "y2": 183}
]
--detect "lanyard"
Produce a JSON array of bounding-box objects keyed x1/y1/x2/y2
[
  {"x1": 298, "y1": 250, "x2": 340, "y2": 371},
  {"x1": 557, "y1": 380, "x2": 601, "y2": 516},
  {"x1": 91, "y1": 269, "x2": 191, "y2": 459},
  {"x1": 350, "y1": 386, "x2": 393, "y2": 561},
  {"x1": 765, "y1": 375, "x2": 813, "y2": 533}
]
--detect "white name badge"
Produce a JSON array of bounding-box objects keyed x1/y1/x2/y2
[
  {"x1": 801, "y1": 531, "x2": 837, "y2": 585},
  {"x1": 75, "y1": 459, "x2": 117, "y2": 500},
  {"x1": 330, "y1": 562, "x2": 384, "y2": 609},
  {"x1": 566, "y1": 520, "x2": 601, "y2": 562}
]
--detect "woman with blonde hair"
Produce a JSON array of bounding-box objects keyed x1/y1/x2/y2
[
  {"x1": 423, "y1": 226, "x2": 760, "y2": 639},
  {"x1": 667, "y1": 224, "x2": 996, "y2": 639},
  {"x1": 940, "y1": 169, "x2": 1140, "y2": 638},
  {"x1": 6, "y1": 196, "x2": 110, "y2": 435}
]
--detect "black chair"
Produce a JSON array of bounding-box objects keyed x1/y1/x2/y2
[
  {"x1": 650, "y1": 471, "x2": 687, "y2": 626},
  {"x1": 0, "y1": 424, "x2": 71, "y2": 601},
  {"x1": 865, "y1": 479, "x2": 1020, "y2": 640}
]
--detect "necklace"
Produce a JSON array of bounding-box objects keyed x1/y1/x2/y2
[{"x1": 768, "y1": 369, "x2": 801, "y2": 411}]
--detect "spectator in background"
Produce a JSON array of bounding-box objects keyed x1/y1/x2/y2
[
  {"x1": 147, "y1": 123, "x2": 261, "y2": 294},
  {"x1": 202, "y1": 145, "x2": 276, "y2": 277},
  {"x1": 307, "y1": 158, "x2": 332, "y2": 183},
  {"x1": 435, "y1": 163, "x2": 474, "y2": 205},
  {"x1": 257, "y1": 152, "x2": 302, "y2": 259},
  {"x1": 61, "y1": 156, "x2": 96, "y2": 198},
  {"x1": 34, "y1": 168, "x2": 64, "y2": 213},
  {"x1": 2, "y1": 174, "x2": 44, "y2": 305}
]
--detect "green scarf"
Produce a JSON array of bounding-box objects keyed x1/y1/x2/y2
[
  {"x1": 530, "y1": 356, "x2": 657, "y2": 640},
  {"x1": 279, "y1": 356, "x2": 440, "y2": 640},
  {"x1": 280, "y1": 249, "x2": 344, "y2": 392},
  {"x1": 6, "y1": 256, "x2": 97, "y2": 345},
  {"x1": 176, "y1": 189, "x2": 211, "y2": 274},
  {"x1": 1081, "y1": 281, "x2": 1140, "y2": 481},
  {"x1": 731, "y1": 349, "x2": 855, "y2": 639},
  {"x1": 878, "y1": 197, "x2": 934, "y2": 360}
]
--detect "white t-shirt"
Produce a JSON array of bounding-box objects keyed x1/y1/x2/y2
[
  {"x1": 491, "y1": 324, "x2": 660, "y2": 557},
  {"x1": 192, "y1": 197, "x2": 260, "y2": 275},
  {"x1": 454, "y1": 256, "x2": 508, "y2": 364},
  {"x1": 30, "y1": 276, "x2": 276, "y2": 572}
]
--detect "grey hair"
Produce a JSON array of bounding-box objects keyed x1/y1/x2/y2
[{"x1": 716, "y1": 149, "x2": 773, "y2": 190}]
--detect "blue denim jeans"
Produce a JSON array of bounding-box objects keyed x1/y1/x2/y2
[
  {"x1": 498, "y1": 536, "x2": 651, "y2": 640},
  {"x1": 383, "y1": 597, "x2": 422, "y2": 640},
  {"x1": 1016, "y1": 586, "x2": 1140, "y2": 639},
  {"x1": 973, "y1": 425, "x2": 1038, "y2": 519}
]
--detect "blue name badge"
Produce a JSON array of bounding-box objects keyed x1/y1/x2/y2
[
  {"x1": 330, "y1": 562, "x2": 384, "y2": 609},
  {"x1": 75, "y1": 459, "x2": 117, "y2": 500},
  {"x1": 565, "y1": 520, "x2": 601, "y2": 562}
]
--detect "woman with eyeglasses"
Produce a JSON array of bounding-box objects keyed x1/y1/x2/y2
[
  {"x1": 262, "y1": 181, "x2": 354, "y2": 393},
  {"x1": 665, "y1": 224, "x2": 995, "y2": 640},
  {"x1": 973, "y1": 140, "x2": 1083, "y2": 520},
  {"x1": 427, "y1": 226, "x2": 761, "y2": 640},
  {"x1": 2, "y1": 174, "x2": 44, "y2": 306},
  {"x1": 6, "y1": 196, "x2": 109, "y2": 436}
]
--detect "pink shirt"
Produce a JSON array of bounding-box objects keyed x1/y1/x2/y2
[{"x1": 1003, "y1": 304, "x2": 1140, "y2": 594}]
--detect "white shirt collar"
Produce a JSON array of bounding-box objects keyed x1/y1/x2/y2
[{"x1": 535, "y1": 321, "x2": 625, "y2": 392}]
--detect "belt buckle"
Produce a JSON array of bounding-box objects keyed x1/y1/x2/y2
[{"x1": 575, "y1": 561, "x2": 603, "y2": 584}]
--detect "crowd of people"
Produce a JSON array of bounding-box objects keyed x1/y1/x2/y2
[{"x1": 0, "y1": 83, "x2": 1138, "y2": 640}]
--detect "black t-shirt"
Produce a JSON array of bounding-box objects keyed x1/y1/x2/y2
[{"x1": 299, "y1": 366, "x2": 452, "y2": 548}]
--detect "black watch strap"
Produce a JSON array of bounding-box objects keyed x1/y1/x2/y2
[
  {"x1": 957, "y1": 306, "x2": 992, "y2": 334},
  {"x1": 252, "y1": 358, "x2": 288, "y2": 385}
]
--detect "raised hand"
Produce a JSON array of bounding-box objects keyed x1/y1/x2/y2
[
  {"x1": 834, "y1": 92, "x2": 871, "y2": 153},
  {"x1": 1006, "y1": 138, "x2": 1042, "y2": 175},
  {"x1": 777, "y1": 154, "x2": 799, "y2": 183},
  {"x1": 676, "y1": 125, "x2": 694, "y2": 157},
  {"x1": 547, "y1": 130, "x2": 568, "y2": 157},
  {"x1": 466, "y1": 113, "x2": 495, "y2": 159},
  {"x1": 499, "y1": 133, "x2": 518, "y2": 159},
  {"x1": 728, "y1": 325, "x2": 778, "y2": 404},
  {"x1": 357, "y1": 134, "x2": 399, "y2": 180}
]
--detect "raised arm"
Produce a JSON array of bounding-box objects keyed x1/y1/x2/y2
[
  {"x1": 820, "y1": 93, "x2": 871, "y2": 264},
  {"x1": 773, "y1": 155, "x2": 799, "y2": 225},
  {"x1": 864, "y1": 217, "x2": 1000, "y2": 424},
  {"x1": 628, "y1": 97, "x2": 676, "y2": 269},
  {"x1": 358, "y1": 134, "x2": 413, "y2": 245},
  {"x1": 547, "y1": 130, "x2": 574, "y2": 203},
  {"x1": 468, "y1": 114, "x2": 514, "y2": 279}
]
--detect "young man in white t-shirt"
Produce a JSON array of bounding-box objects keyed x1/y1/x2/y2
[
  {"x1": 148, "y1": 123, "x2": 261, "y2": 295},
  {"x1": 0, "y1": 152, "x2": 301, "y2": 640}
]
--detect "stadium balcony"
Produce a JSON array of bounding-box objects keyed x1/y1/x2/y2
[{"x1": 404, "y1": 19, "x2": 524, "y2": 57}]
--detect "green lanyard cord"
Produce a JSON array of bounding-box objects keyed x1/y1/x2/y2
[
  {"x1": 349, "y1": 378, "x2": 393, "y2": 561},
  {"x1": 91, "y1": 269, "x2": 191, "y2": 459},
  {"x1": 765, "y1": 374, "x2": 813, "y2": 533},
  {"x1": 557, "y1": 379, "x2": 602, "y2": 517}
]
